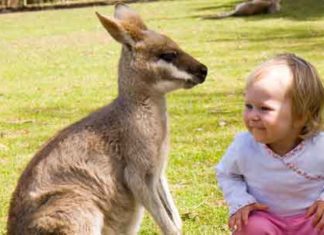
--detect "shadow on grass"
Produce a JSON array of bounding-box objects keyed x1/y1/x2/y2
[
  {"x1": 282, "y1": 0, "x2": 324, "y2": 21},
  {"x1": 193, "y1": 1, "x2": 240, "y2": 12},
  {"x1": 191, "y1": 0, "x2": 324, "y2": 49},
  {"x1": 196, "y1": 0, "x2": 324, "y2": 21},
  {"x1": 206, "y1": 28, "x2": 324, "y2": 44}
]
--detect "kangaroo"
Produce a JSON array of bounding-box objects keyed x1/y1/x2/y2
[
  {"x1": 7, "y1": 3, "x2": 207, "y2": 235},
  {"x1": 203, "y1": 0, "x2": 281, "y2": 19}
]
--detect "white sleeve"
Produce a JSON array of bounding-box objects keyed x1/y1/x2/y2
[
  {"x1": 319, "y1": 191, "x2": 324, "y2": 201},
  {"x1": 215, "y1": 134, "x2": 257, "y2": 215}
]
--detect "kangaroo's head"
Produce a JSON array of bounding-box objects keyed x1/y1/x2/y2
[{"x1": 96, "y1": 4, "x2": 208, "y2": 95}]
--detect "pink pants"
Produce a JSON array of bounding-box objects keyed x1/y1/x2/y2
[{"x1": 233, "y1": 211, "x2": 324, "y2": 235}]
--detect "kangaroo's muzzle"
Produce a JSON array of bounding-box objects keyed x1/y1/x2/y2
[
  {"x1": 186, "y1": 63, "x2": 208, "y2": 88},
  {"x1": 195, "y1": 64, "x2": 208, "y2": 83}
]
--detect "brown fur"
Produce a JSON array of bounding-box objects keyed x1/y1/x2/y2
[
  {"x1": 7, "y1": 3, "x2": 207, "y2": 235},
  {"x1": 204, "y1": 0, "x2": 281, "y2": 19}
]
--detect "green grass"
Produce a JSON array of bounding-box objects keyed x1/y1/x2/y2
[{"x1": 1, "y1": 0, "x2": 324, "y2": 234}]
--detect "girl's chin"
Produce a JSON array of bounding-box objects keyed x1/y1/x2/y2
[
  {"x1": 251, "y1": 133, "x2": 268, "y2": 143},
  {"x1": 253, "y1": 137, "x2": 267, "y2": 143}
]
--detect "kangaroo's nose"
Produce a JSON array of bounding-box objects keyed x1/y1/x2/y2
[
  {"x1": 197, "y1": 64, "x2": 208, "y2": 83},
  {"x1": 200, "y1": 65, "x2": 208, "y2": 77}
]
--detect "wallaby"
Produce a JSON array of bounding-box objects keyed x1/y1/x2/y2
[
  {"x1": 7, "y1": 3, "x2": 207, "y2": 235},
  {"x1": 203, "y1": 0, "x2": 281, "y2": 19}
]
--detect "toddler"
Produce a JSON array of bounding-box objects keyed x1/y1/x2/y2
[{"x1": 216, "y1": 53, "x2": 324, "y2": 235}]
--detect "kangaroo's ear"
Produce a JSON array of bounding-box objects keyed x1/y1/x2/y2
[
  {"x1": 96, "y1": 12, "x2": 136, "y2": 47},
  {"x1": 114, "y1": 3, "x2": 147, "y2": 30},
  {"x1": 96, "y1": 3, "x2": 147, "y2": 47}
]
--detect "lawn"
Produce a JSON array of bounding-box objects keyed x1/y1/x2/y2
[{"x1": 0, "y1": 0, "x2": 324, "y2": 234}]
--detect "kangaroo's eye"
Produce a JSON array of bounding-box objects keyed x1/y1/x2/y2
[{"x1": 158, "y1": 52, "x2": 177, "y2": 62}]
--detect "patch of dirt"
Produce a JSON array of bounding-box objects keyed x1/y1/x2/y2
[{"x1": 0, "y1": 0, "x2": 157, "y2": 14}]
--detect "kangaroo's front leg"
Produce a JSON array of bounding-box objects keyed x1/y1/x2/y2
[
  {"x1": 158, "y1": 176, "x2": 182, "y2": 230},
  {"x1": 124, "y1": 167, "x2": 181, "y2": 235}
]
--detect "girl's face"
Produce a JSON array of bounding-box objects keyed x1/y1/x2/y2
[{"x1": 243, "y1": 64, "x2": 304, "y2": 155}]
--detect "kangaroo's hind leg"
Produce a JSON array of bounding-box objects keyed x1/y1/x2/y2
[
  {"x1": 102, "y1": 203, "x2": 145, "y2": 235},
  {"x1": 124, "y1": 166, "x2": 180, "y2": 235},
  {"x1": 27, "y1": 192, "x2": 104, "y2": 235}
]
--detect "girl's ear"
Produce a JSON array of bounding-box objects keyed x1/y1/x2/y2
[{"x1": 294, "y1": 112, "x2": 308, "y2": 130}]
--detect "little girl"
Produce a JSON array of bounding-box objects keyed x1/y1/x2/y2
[{"x1": 216, "y1": 53, "x2": 324, "y2": 235}]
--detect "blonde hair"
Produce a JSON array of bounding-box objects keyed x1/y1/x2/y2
[{"x1": 246, "y1": 53, "x2": 324, "y2": 139}]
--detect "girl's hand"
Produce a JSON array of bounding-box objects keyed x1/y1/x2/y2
[
  {"x1": 306, "y1": 200, "x2": 324, "y2": 230},
  {"x1": 228, "y1": 203, "x2": 268, "y2": 232}
]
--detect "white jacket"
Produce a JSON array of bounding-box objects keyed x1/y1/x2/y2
[{"x1": 216, "y1": 132, "x2": 324, "y2": 216}]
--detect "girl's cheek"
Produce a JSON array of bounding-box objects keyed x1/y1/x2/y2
[
  {"x1": 243, "y1": 110, "x2": 252, "y2": 120},
  {"x1": 261, "y1": 115, "x2": 275, "y2": 126},
  {"x1": 243, "y1": 113, "x2": 250, "y2": 126}
]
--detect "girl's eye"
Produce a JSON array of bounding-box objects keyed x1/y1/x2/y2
[
  {"x1": 245, "y1": 104, "x2": 253, "y2": 110},
  {"x1": 158, "y1": 52, "x2": 177, "y2": 62},
  {"x1": 261, "y1": 106, "x2": 272, "y2": 112}
]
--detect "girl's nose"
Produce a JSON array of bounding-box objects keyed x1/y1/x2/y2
[{"x1": 249, "y1": 109, "x2": 260, "y2": 121}]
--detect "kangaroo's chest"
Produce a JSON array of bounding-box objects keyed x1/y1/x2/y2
[{"x1": 128, "y1": 109, "x2": 169, "y2": 171}]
